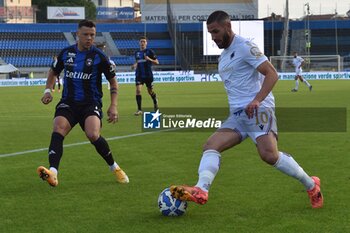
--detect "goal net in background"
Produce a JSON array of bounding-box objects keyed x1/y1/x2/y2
[{"x1": 270, "y1": 55, "x2": 342, "y2": 72}]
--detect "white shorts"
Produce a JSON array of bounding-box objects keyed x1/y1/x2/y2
[
  {"x1": 219, "y1": 107, "x2": 277, "y2": 144},
  {"x1": 295, "y1": 67, "x2": 302, "y2": 76}
]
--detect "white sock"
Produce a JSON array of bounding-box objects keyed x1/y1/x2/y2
[
  {"x1": 295, "y1": 80, "x2": 299, "y2": 90},
  {"x1": 195, "y1": 150, "x2": 221, "y2": 192},
  {"x1": 303, "y1": 79, "x2": 311, "y2": 87},
  {"x1": 274, "y1": 152, "x2": 315, "y2": 190},
  {"x1": 49, "y1": 167, "x2": 58, "y2": 175},
  {"x1": 109, "y1": 162, "x2": 119, "y2": 171}
]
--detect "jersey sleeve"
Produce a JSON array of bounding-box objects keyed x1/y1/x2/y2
[
  {"x1": 51, "y1": 50, "x2": 64, "y2": 75},
  {"x1": 241, "y1": 41, "x2": 267, "y2": 69},
  {"x1": 148, "y1": 49, "x2": 157, "y2": 60},
  {"x1": 100, "y1": 54, "x2": 116, "y2": 80}
]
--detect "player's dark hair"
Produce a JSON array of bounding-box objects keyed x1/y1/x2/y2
[
  {"x1": 78, "y1": 20, "x2": 96, "y2": 29},
  {"x1": 139, "y1": 36, "x2": 148, "y2": 41},
  {"x1": 207, "y1": 10, "x2": 230, "y2": 25}
]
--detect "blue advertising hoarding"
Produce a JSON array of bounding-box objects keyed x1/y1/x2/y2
[{"x1": 97, "y1": 7, "x2": 134, "y2": 20}]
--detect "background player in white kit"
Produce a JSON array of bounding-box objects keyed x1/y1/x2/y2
[
  {"x1": 291, "y1": 52, "x2": 312, "y2": 92},
  {"x1": 170, "y1": 10, "x2": 323, "y2": 209}
]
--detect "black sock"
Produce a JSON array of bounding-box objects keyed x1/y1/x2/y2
[
  {"x1": 91, "y1": 136, "x2": 115, "y2": 166},
  {"x1": 48, "y1": 132, "x2": 64, "y2": 170},
  {"x1": 136, "y1": 95, "x2": 142, "y2": 110}
]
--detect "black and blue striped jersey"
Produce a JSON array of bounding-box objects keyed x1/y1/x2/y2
[
  {"x1": 134, "y1": 49, "x2": 157, "y2": 79},
  {"x1": 52, "y1": 44, "x2": 116, "y2": 105}
]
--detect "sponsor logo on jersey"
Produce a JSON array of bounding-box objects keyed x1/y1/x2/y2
[
  {"x1": 68, "y1": 52, "x2": 76, "y2": 58},
  {"x1": 65, "y1": 70, "x2": 92, "y2": 80}
]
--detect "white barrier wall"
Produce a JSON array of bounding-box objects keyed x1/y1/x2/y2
[
  {"x1": 278, "y1": 72, "x2": 350, "y2": 80},
  {"x1": 0, "y1": 78, "x2": 47, "y2": 87},
  {"x1": 1, "y1": 71, "x2": 350, "y2": 87}
]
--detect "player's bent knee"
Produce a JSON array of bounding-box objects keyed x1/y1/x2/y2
[
  {"x1": 53, "y1": 125, "x2": 70, "y2": 137},
  {"x1": 86, "y1": 133, "x2": 100, "y2": 142},
  {"x1": 259, "y1": 149, "x2": 279, "y2": 165},
  {"x1": 147, "y1": 88, "x2": 154, "y2": 95}
]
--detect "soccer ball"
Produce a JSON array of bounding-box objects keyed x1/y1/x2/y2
[{"x1": 158, "y1": 187, "x2": 187, "y2": 216}]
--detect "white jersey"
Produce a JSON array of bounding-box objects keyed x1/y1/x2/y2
[
  {"x1": 292, "y1": 56, "x2": 304, "y2": 69},
  {"x1": 218, "y1": 35, "x2": 275, "y2": 110}
]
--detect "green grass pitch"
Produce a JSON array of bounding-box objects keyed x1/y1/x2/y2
[{"x1": 0, "y1": 80, "x2": 349, "y2": 233}]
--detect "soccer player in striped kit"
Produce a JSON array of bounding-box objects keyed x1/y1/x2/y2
[
  {"x1": 132, "y1": 36, "x2": 159, "y2": 116},
  {"x1": 38, "y1": 20, "x2": 129, "y2": 187}
]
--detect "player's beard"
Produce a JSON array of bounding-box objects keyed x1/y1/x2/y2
[{"x1": 217, "y1": 32, "x2": 231, "y2": 49}]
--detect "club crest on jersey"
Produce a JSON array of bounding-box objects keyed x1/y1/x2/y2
[{"x1": 86, "y1": 58, "x2": 93, "y2": 66}]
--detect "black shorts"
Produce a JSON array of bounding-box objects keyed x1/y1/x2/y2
[
  {"x1": 135, "y1": 76, "x2": 153, "y2": 88},
  {"x1": 54, "y1": 100, "x2": 103, "y2": 130}
]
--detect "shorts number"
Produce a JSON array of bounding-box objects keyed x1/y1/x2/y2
[{"x1": 255, "y1": 111, "x2": 268, "y2": 125}]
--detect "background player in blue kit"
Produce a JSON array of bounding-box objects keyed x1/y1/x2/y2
[
  {"x1": 37, "y1": 20, "x2": 129, "y2": 187},
  {"x1": 132, "y1": 36, "x2": 159, "y2": 116}
]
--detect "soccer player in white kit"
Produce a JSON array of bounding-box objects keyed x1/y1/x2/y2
[
  {"x1": 170, "y1": 10, "x2": 323, "y2": 209},
  {"x1": 291, "y1": 52, "x2": 312, "y2": 92}
]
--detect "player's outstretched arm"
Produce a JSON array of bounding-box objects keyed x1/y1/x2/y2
[{"x1": 41, "y1": 69, "x2": 57, "y2": 105}]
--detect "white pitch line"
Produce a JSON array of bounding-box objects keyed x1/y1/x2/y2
[{"x1": 0, "y1": 129, "x2": 175, "y2": 158}]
